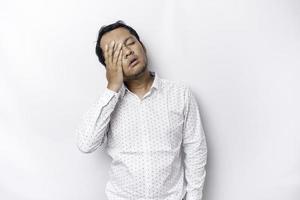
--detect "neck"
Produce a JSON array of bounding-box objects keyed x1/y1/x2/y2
[{"x1": 124, "y1": 69, "x2": 154, "y2": 93}]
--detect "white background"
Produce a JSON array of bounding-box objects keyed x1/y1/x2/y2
[{"x1": 1, "y1": 0, "x2": 299, "y2": 199}]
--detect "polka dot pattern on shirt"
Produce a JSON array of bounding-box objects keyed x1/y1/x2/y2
[{"x1": 76, "y1": 71, "x2": 207, "y2": 200}]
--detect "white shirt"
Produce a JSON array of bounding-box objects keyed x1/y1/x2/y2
[{"x1": 76, "y1": 71, "x2": 207, "y2": 200}]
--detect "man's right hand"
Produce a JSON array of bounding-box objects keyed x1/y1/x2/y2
[{"x1": 104, "y1": 40, "x2": 124, "y2": 93}]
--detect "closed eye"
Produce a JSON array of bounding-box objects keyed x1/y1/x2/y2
[{"x1": 127, "y1": 42, "x2": 135, "y2": 45}]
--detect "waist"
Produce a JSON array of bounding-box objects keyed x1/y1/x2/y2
[{"x1": 106, "y1": 150, "x2": 184, "y2": 199}]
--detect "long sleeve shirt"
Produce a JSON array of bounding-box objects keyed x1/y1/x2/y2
[{"x1": 76, "y1": 71, "x2": 207, "y2": 200}]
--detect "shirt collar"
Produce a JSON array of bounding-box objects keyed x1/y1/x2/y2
[
  {"x1": 149, "y1": 70, "x2": 160, "y2": 90},
  {"x1": 119, "y1": 70, "x2": 161, "y2": 99}
]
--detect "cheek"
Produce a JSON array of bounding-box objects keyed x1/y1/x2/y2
[{"x1": 137, "y1": 47, "x2": 146, "y2": 59}]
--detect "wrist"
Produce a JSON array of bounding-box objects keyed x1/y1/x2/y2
[{"x1": 107, "y1": 83, "x2": 121, "y2": 93}]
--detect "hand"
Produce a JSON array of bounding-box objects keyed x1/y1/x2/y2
[{"x1": 104, "y1": 40, "x2": 124, "y2": 92}]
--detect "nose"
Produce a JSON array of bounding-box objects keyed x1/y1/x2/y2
[{"x1": 122, "y1": 45, "x2": 134, "y2": 59}]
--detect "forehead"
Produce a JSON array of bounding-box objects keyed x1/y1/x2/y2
[{"x1": 100, "y1": 27, "x2": 136, "y2": 48}]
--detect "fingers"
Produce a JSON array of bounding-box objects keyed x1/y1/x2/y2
[
  {"x1": 104, "y1": 44, "x2": 109, "y2": 66},
  {"x1": 108, "y1": 40, "x2": 115, "y2": 64},
  {"x1": 113, "y1": 43, "x2": 123, "y2": 65},
  {"x1": 117, "y1": 48, "x2": 123, "y2": 69},
  {"x1": 104, "y1": 40, "x2": 123, "y2": 68}
]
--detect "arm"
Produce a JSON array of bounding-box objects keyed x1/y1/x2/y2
[
  {"x1": 76, "y1": 87, "x2": 122, "y2": 153},
  {"x1": 182, "y1": 87, "x2": 208, "y2": 200}
]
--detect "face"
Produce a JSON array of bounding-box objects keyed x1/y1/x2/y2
[{"x1": 100, "y1": 27, "x2": 148, "y2": 81}]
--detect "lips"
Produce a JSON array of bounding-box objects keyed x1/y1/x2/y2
[{"x1": 128, "y1": 57, "x2": 138, "y2": 67}]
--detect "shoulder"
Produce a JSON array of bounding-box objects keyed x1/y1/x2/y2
[
  {"x1": 160, "y1": 78, "x2": 194, "y2": 100},
  {"x1": 160, "y1": 78, "x2": 190, "y2": 94},
  {"x1": 159, "y1": 78, "x2": 193, "y2": 107}
]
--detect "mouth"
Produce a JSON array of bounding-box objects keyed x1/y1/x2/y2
[{"x1": 129, "y1": 58, "x2": 139, "y2": 68}]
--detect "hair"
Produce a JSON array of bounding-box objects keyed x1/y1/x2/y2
[{"x1": 95, "y1": 20, "x2": 146, "y2": 67}]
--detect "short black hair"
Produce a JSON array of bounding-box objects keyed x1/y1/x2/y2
[{"x1": 95, "y1": 20, "x2": 145, "y2": 67}]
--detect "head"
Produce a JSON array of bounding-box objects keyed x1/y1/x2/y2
[{"x1": 95, "y1": 20, "x2": 148, "y2": 80}]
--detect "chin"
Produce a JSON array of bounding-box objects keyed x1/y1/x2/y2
[{"x1": 124, "y1": 63, "x2": 147, "y2": 80}]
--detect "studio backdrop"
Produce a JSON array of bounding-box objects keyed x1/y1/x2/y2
[{"x1": 0, "y1": 0, "x2": 299, "y2": 200}]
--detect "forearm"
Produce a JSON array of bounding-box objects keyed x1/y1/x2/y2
[{"x1": 76, "y1": 87, "x2": 121, "y2": 153}]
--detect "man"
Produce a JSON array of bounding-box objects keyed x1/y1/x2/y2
[{"x1": 76, "y1": 20, "x2": 207, "y2": 200}]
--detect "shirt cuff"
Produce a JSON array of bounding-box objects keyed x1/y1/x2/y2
[{"x1": 100, "y1": 85, "x2": 124, "y2": 103}]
